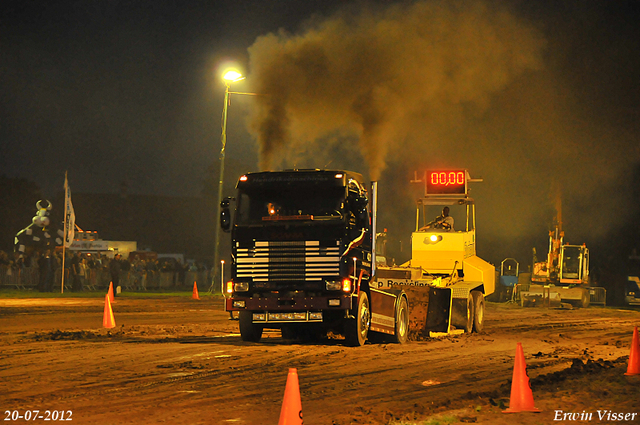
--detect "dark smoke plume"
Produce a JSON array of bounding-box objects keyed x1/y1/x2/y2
[
  {"x1": 247, "y1": 0, "x2": 544, "y2": 180},
  {"x1": 244, "y1": 0, "x2": 640, "y2": 264}
]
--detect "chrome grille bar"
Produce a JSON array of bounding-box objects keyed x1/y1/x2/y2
[{"x1": 235, "y1": 240, "x2": 341, "y2": 282}]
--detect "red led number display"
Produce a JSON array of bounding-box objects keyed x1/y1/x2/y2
[
  {"x1": 426, "y1": 171, "x2": 467, "y2": 195},
  {"x1": 430, "y1": 171, "x2": 465, "y2": 186}
]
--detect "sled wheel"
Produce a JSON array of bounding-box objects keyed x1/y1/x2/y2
[
  {"x1": 345, "y1": 292, "x2": 370, "y2": 346},
  {"x1": 391, "y1": 296, "x2": 409, "y2": 344},
  {"x1": 472, "y1": 290, "x2": 485, "y2": 333},
  {"x1": 461, "y1": 293, "x2": 474, "y2": 333},
  {"x1": 239, "y1": 311, "x2": 263, "y2": 342}
]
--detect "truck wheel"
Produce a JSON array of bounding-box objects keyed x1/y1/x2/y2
[
  {"x1": 471, "y1": 290, "x2": 485, "y2": 333},
  {"x1": 345, "y1": 292, "x2": 370, "y2": 346},
  {"x1": 239, "y1": 311, "x2": 263, "y2": 342},
  {"x1": 391, "y1": 296, "x2": 409, "y2": 344}
]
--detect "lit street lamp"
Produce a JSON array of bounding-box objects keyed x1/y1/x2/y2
[{"x1": 211, "y1": 70, "x2": 246, "y2": 293}]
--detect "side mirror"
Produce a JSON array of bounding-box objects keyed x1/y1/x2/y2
[
  {"x1": 349, "y1": 195, "x2": 368, "y2": 214},
  {"x1": 355, "y1": 195, "x2": 368, "y2": 210},
  {"x1": 349, "y1": 195, "x2": 369, "y2": 228},
  {"x1": 220, "y1": 197, "x2": 232, "y2": 232}
]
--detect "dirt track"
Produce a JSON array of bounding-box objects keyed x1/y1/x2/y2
[{"x1": 1, "y1": 295, "x2": 639, "y2": 425}]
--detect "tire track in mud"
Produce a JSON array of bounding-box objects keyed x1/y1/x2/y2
[
  {"x1": 11, "y1": 325, "x2": 624, "y2": 411},
  {"x1": 5, "y1": 361, "x2": 237, "y2": 409},
  {"x1": 489, "y1": 315, "x2": 639, "y2": 333},
  {"x1": 3, "y1": 299, "x2": 639, "y2": 424},
  {"x1": 5, "y1": 337, "x2": 497, "y2": 414},
  {"x1": 4, "y1": 340, "x2": 346, "y2": 408}
]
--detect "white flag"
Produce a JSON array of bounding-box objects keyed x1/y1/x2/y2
[{"x1": 64, "y1": 174, "x2": 75, "y2": 248}]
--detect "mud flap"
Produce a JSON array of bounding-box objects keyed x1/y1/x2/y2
[{"x1": 406, "y1": 286, "x2": 454, "y2": 337}]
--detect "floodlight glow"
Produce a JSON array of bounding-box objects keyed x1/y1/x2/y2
[{"x1": 223, "y1": 70, "x2": 244, "y2": 82}]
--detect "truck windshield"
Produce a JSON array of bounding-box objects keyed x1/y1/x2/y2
[{"x1": 236, "y1": 185, "x2": 346, "y2": 225}]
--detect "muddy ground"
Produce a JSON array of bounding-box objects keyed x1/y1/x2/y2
[{"x1": 1, "y1": 294, "x2": 639, "y2": 425}]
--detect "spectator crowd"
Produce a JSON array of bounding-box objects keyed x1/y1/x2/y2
[{"x1": 0, "y1": 250, "x2": 212, "y2": 293}]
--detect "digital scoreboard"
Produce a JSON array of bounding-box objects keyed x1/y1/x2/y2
[{"x1": 425, "y1": 170, "x2": 468, "y2": 195}]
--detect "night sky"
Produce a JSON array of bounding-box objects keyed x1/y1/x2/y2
[{"x1": 2, "y1": 0, "x2": 639, "y2": 265}]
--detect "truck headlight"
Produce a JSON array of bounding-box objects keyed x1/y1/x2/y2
[
  {"x1": 325, "y1": 280, "x2": 342, "y2": 291},
  {"x1": 234, "y1": 282, "x2": 249, "y2": 292},
  {"x1": 233, "y1": 300, "x2": 246, "y2": 308}
]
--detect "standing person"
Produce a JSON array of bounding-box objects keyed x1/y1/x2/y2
[
  {"x1": 79, "y1": 254, "x2": 89, "y2": 290},
  {"x1": 131, "y1": 256, "x2": 145, "y2": 290},
  {"x1": 70, "y1": 252, "x2": 82, "y2": 291},
  {"x1": 176, "y1": 259, "x2": 186, "y2": 287},
  {"x1": 109, "y1": 254, "x2": 122, "y2": 296},
  {"x1": 146, "y1": 258, "x2": 159, "y2": 289},
  {"x1": 38, "y1": 249, "x2": 55, "y2": 292},
  {"x1": 87, "y1": 254, "x2": 98, "y2": 289},
  {"x1": 119, "y1": 255, "x2": 131, "y2": 290}
]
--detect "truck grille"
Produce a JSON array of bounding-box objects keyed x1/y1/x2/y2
[{"x1": 235, "y1": 241, "x2": 341, "y2": 282}]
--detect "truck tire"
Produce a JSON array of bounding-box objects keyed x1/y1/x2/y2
[
  {"x1": 391, "y1": 296, "x2": 409, "y2": 344},
  {"x1": 345, "y1": 292, "x2": 370, "y2": 346},
  {"x1": 471, "y1": 290, "x2": 485, "y2": 333},
  {"x1": 239, "y1": 311, "x2": 263, "y2": 342}
]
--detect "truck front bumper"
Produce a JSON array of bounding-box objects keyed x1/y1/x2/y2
[
  {"x1": 250, "y1": 311, "x2": 324, "y2": 323},
  {"x1": 225, "y1": 295, "x2": 353, "y2": 316}
]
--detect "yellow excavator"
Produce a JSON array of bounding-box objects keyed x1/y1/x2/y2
[{"x1": 520, "y1": 187, "x2": 591, "y2": 307}]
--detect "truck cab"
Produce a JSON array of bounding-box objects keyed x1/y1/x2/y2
[{"x1": 220, "y1": 169, "x2": 381, "y2": 345}]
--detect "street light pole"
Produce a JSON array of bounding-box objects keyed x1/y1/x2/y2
[{"x1": 211, "y1": 71, "x2": 245, "y2": 294}]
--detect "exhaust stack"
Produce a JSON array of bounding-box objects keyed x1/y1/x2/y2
[{"x1": 371, "y1": 181, "x2": 378, "y2": 279}]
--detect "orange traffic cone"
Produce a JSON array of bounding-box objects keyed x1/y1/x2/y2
[
  {"x1": 107, "y1": 282, "x2": 114, "y2": 302},
  {"x1": 192, "y1": 281, "x2": 200, "y2": 300},
  {"x1": 278, "y1": 368, "x2": 303, "y2": 425},
  {"x1": 503, "y1": 343, "x2": 541, "y2": 413},
  {"x1": 103, "y1": 294, "x2": 116, "y2": 329},
  {"x1": 625, "y1": 327, "x2": 640, "y2": 376}
]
